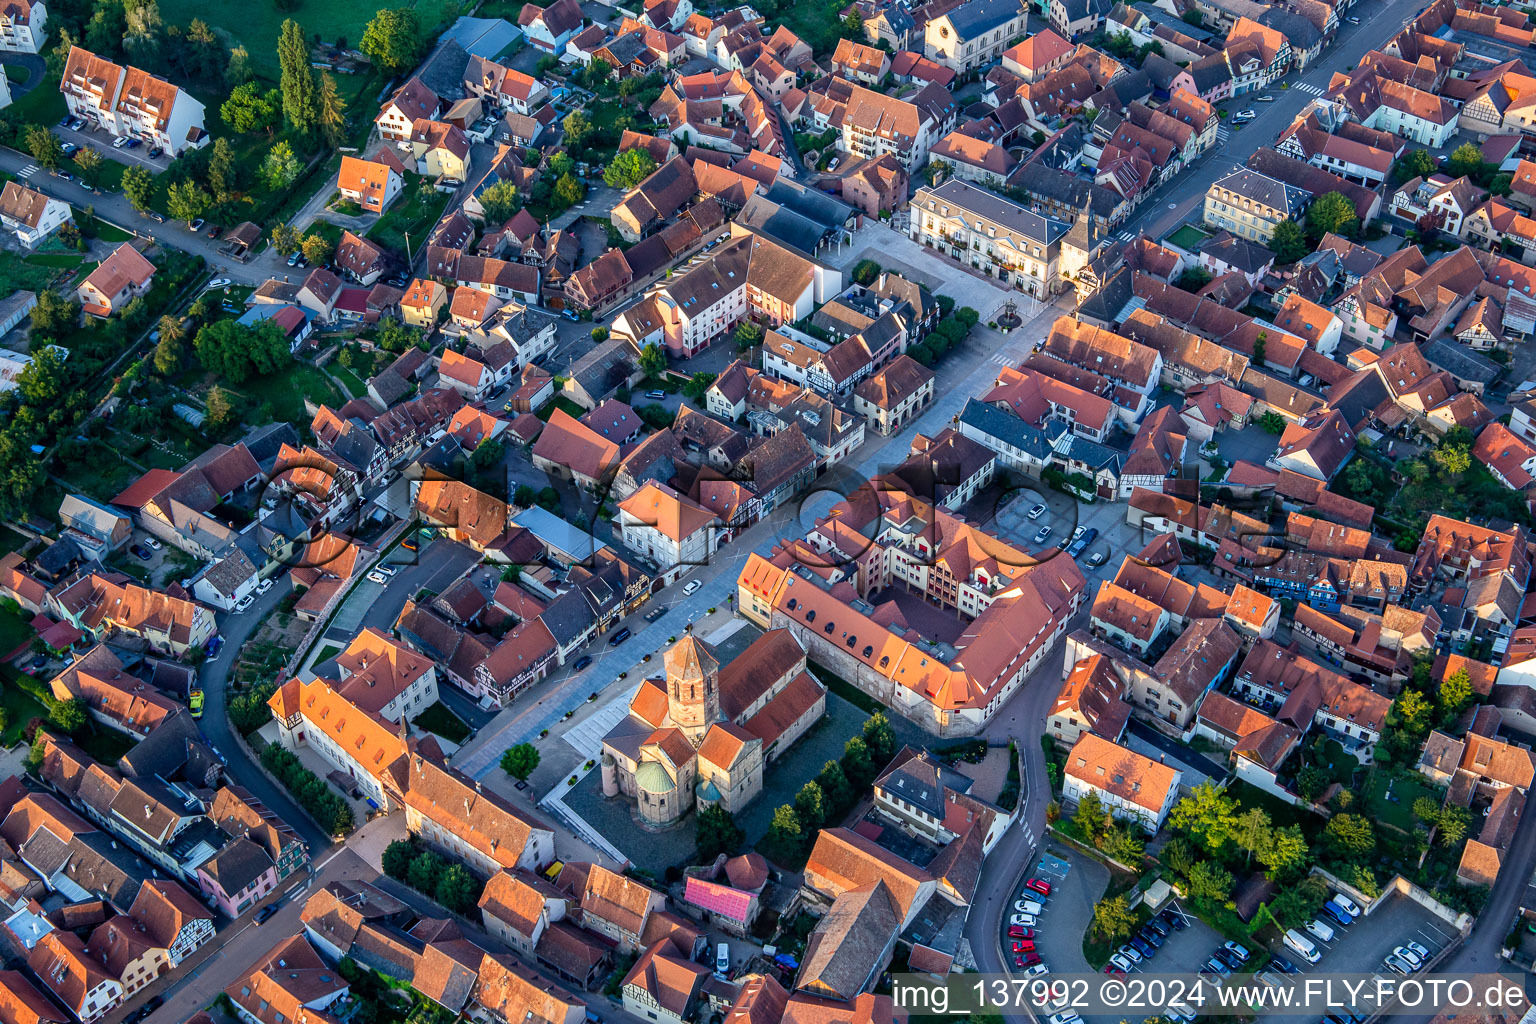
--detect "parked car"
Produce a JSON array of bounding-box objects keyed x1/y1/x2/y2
[
  {"x1": 147, "y1": 145, "x2": 163, "y2": 158},
  {"x1": 235, "y1": 594, "x2": 255, "y2": 612},
  {"x1": 144, "y1": 210, "x2": 164, "y2": 222},
  {"x1": 1159, "y1": 909, "x2": 1188, "y2": 931},
  {"x1": 1304, "y1": 918, "x2": 1335, "y2": 943},
  {"x1": 1136, "y1": 927, "x2": 1163, "y2": 948},
  {"x1": 254, "y1": 904, "x2": 280, "y2": 924},
  {"x1": 1012, "y1": 940, "x2": 1035, "y2": 953},
  {"x1": 1101, "y1": 964, "x2": 1126, "y2": 978},
  {"x1": 1142, "y1": 918, "x2": 1168, "y2": 938},
  {"x1": 188, "y1": 217, "x2": 205, "y2": 231},
  {"x1": 188, "y1": 690, "x2": 204, "y2": 718},
  {"x1": 124, "y1": 137, "x2": 142, "y2": 148},
  {"x1": 1347, "y1": 14, "x2": 1360, "y2": 21},
  {"x1": 1128, "y1": 937, "x2": 1155, "y2": 959},
  {"x1": 256, "y1": 578, "x2": 274, "y2": 594},
  {"x1": 1046, "y1": 1013, "x2": 1080, "y2": 1024},
  {"x1": 683, "y1": 579, "x2": 702, "y2": 595},
  {"x1": 1108, "y1": 953, "x2": 1134, "y2": 972},
  {"x1": 1284, "y1": 929, "x2": 1320, "y2": 964},
  {"x1": 1213, "y1": 947, "x2": 1243, "y2": 970},
  {"x1": 378, "y1": 564, "x2": 398, "y2": 577},
  {"x1": 130, "y1": 544, "x2": 151, "y2": 560},
  {"x1": 1026, "y1": 503, "x2": 1048, "y2": 519},
  {"x1": 1086, "y1": 550, "x2": 1107, "y2": 567},
  {"x1": 206, "y1": 278, "x2": 232, "y2": 289},
  {"x1": 111, "y1": 136, "x2": 130, "y2": 148},
  {"x1": 1223, "y1": 941, "x2": 1251, "y2": 963},
  {"x1": 206, "y1": 223, "x2": 222, "y2": 238},
  {"x1": 1383, "y1": 954, "x2": 1411, "y2": 976},
  {"x1": 367, "y1": 571, "x2": 388, "y2": 584},
  {"x1": 1012, "y1": 898, "x2": 1043, "y2": 914},
  {"x1": 1033, "y1": 525, "x2": 1052, "y2": 544},
  {"x1": 1330, "y1": 893, "x2": 1362, "y2": 918},
  {"x1": 1319, "y1": 902, "x2": 1352, "y2": 928},
  {"x1": 1255, "y1": 94, "x2": 1274, "y2": 102},
  {"x1": 645, "y1": 389, "x2": 666, "y2": 399},
  {"x1": 1009, "y1": 913, "x2": 1036, "y2": 927},
  {"x1": 1025, "y1": 877, "x2": 1052, "y2": 896},
  {"x1": 60, "y1": 142, "x2": 78, "y2": 156},
  {"x1": 1024, "y1": 963, "x2": 1049, "y2": 979},
  {"x1": 1201, "y1": 956, "x2": 1228, "y2": 976},
  {"x1": 1404, "y1": 940, "x2": 1430, "y2": 963},
  {"x1": 1116, "y1": 944, "x2": 1142, "y2": 964},
  {"x1": 1006, "y1": 925, "x2": 1030, "y2": 939},
  {"x1": 572, "y1": 655, "x2": 594, "y2": 671},
  {"x1": 562, "y1": 309, "x2": 582, "y2": 322},
  {"x1": 1269, "y1": 955, "x2": 1297, "y2": 974},
  {"x1": 143, "y1": 536, "x2": 162, "y2": 550},
  {"x1": 1393, "y1": 945, "x2": 1422, "y2": 969},
  {"x1": 608, "y1": 627, "x2": 632, "y2": 646}
]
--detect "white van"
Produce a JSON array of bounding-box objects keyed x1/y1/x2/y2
[
  {"x1": 1284, "y1": 929, "x2": 1321, "y2": 964},
  {"x1": 716, "y1": 943, "x2": 730, "y2": 976},
  {"x1": 1305, "y1": 918, "x2": 1335, "y2": 943}
]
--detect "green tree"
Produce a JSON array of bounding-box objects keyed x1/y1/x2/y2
[
  {"x1": 262, "y1": 141, "x2": 300, "y2": 190},
  {"x1": 436, "y1": 864, "x2": 479, "y2": 914},
  {"x1": 1073, "y1": 790, "x2": 1106, "y2": 843},
  {"x1": 1437, "y1": 805, "x2": 1471, "y2": 847},
  {"x1": 639, "y1": 342, "x2": 667, "y2": 377},
  {"x1": 1305, "y1": 191, "x2": 1359, "y2": 239},
  {"x1": 1446, "y1": 142, "x2": 1485, "y2": 179},
  {"x1": 206, "y1": 137, "x2": 237, "y2": 205},
  {"x1": 1169, "y1": 780, "x2": 1239, "y2": 852},
  {"x1": 1267, "y1": 875, "x2": 1328, "y2": 927},
  {"x1": 1257, "y1": 410, "x2": 1285, "y2": 434},
  {"x1": 1432, "y1": 440, "x2": 1471, "y2": 476},
  {"x1": 361, "y1": 8, "x2": 423, "y2": 74},
  {"x1": 270, "y1": 221, "x2": 302, "y2": 256},
  {"x1": 165, "y1": 180, "x2": 211, "y2": 223},
  {"x1": 1439, "y1": 667, "x2": 1474, "y2": 720},
  {"x1": 767, "y1": 803, "x2": 802, "y2": 845},
  {"x1": 1092, "y1": 894, "x2": 1136, "y2": 943},
  {"x1": 49, "y1": 697, "x2": 87, "y2": 733},
  {"x1": 696, "y1": 805, "x2": 746, "y2": 861},
  {"x1": 278, "y1": 18, "x2": 319, "y2": 134},
  {"x1": 851, "y1": 259, "x2": 881, "y2": 285},
  {"x1": 734, "y1": 321, "x2": 764, "y2": 351},
  {"x1": 817, "y1": 760, "x2": 851, "y2": 809},
  {"x1": 500, "y1": 742, "x2": 540, "y2": 780},
  {"x1": 1391, "y1": 149, "x2": 1436, "y2": 184},
  {"x1": 955, "y1": 306, "x2": 980, "y2": 329},
  {"x1": 84, "y1": 2, "x2": 126, "y2": 56},
  {"x1": 1098, "y1": 824, "x2": 1145, "y2": 864},
  {"x1": 862, "y1": 712, "x2": 896, "y2": 765},
  {"x1": 407, "y1": 849, "x2": 446, "y2": 893},
  {"x1": 478, "y1": 179, "x2": 521, "y2": 224},
  {"x1": 682, "y1": 372, "x2": 716, "y2": 401},
  {"x1": 121, "y1": 164, "x2": 155, "y2": 213},
  {"x1": 794, "y1": 781, "x2": 826, "y2": 830},
  {"x1": 1295, "y1": 764, "x2": 1328, "y2": 800},
  {"x1": 1412, "y1": 795, "x2": 1442, "y2": 827},
  {"x1": 1185, "y1": 859, "x2": 1234, "y2": 904},
  {"x1": 185, "y1": 18, "x2": 224, "y2": 79},
  {"x1": 1324, "y1": 813, "x2": 1376, "y2": 862},
  {"x1": 25, "y1": 125, "x2": 61, "y2": 171},
  {"x1": 221, "y1": 82, "x2": 281, "y2": 135},
  {"x1": 554, "y1": 172, "x2": 586, "y2": 208},
  {"x1": 316, "y1": 74, "x2": 349, "y2": 148},
  {"x1": 195, "y1": 319, "x2": 292, "y2": 383},
  {"x1": 1255, "y1": 823, "x2": 1310, "y2": 878},
  {"x1": 205, "y1": 386, "x2": 237, "y2": 431},
  {"x1": 1163, "y1": 836, "x2": 1198, "y2": 879},
  {"x1": 1232, "y1": 806, "x2": 1271, "y2": 866},
  {"x1": 563, "y1": 110, "x2": 593, "y2": 148},
  {"x1": 73, "y1": 147, "x2": 103, "y2": 189},
  {"x1": 227, "y1": 45, "x2": 253, "y2": 85},
  {"x1": 301, "y1": 232, "x2": 334, "y2": 266},
  {"x1": 604, "y1": 148, "x2": 659, "y2": 190},
  {"x1": 382, "y1": 840, "x2": 415, "y2": 878},
  {"x1": 30, "y1": 291, "x2": 78, "y2": 339},
  {"x1": 1269, "y1": 219, "x2": 1310, "y2": 263},
  {"x1": 153, "y1": 332, "x2": 182, "y2": 375},
  {"x1": 1253, "y1": 329, "x2": 1266, "y2": 368},
  {"x1": 842, "y1": 734, "x2": 873, "y2": 786}
]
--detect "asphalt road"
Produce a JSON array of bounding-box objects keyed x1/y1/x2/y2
[{"x1": 1108, "y1": 0, "x2": 1430, "y2": 247}]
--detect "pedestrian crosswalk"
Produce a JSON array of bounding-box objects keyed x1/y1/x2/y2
[
  {"x1": 1116, "y1": 230, "x2": 1136, "y2": 242},
  {"x1": 17, "y1": 164, "x2": 37, "y2": 178},
  {"x1": 1293, "y1": 82, "x2": 1325, "y2": 96},
  {"x1": 1215, "y1": 126, "x2": 1231, "y2": 144},
  {"x1": 990, "y1": 352, "x2": 1017, "y2": 367}
]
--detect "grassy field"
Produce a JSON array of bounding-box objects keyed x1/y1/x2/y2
[
  {"x1": 366, "y1": 176, "x2": 451, "y2": 258},
  {"x1": 157, "y1": 0, "x2": 464, "y2": 78},
  {"x1": 0, "y1": 250, "x2": 64, "y2": 293},
  {"x1": 1167, "y1": 224, "x2": 1211, "y2": 249},
  {"x1": 331, "y1": 363, "x2": 367, "y2": 398},
  {"x1": 0, "y1": 607, "x2": 32, "y2": 658},
  {"x1": 5, "y1": 65, "x2": 29, "y2": 84},
  {"x1": 1365, "y1": 770, "x2": 1439, "y2": 834},
  {"x1": 414, "y1": 701, "x2": 471, "y2": 743},
  {"x1": 230, "y1": 362, "x2": 345, "y2": 426},
  {"x1": 0, "y1": 682, "x2": 47, "y2": 746}
]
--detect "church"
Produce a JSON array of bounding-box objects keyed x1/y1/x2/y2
[{"x1": 601, "y1": 629, "x2": 828, "y2": 827}]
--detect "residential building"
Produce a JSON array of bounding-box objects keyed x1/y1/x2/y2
[
  {"x1": 1061, "y1": 732, "x2": 1181, "y2": 831},
  {"x1": 76, "y1": 243, "x2": 155, "y2": 317},
  {"x1": 923, "y1": 0, "x2": 1028, "y2": 73},
  {"x1": 909, "y1": 179, "x2": 1079, "y2": 299},
  {"x1": 337, "y1": 153, "x2": 405, "y2": 214},
  {"x1": 0, "y1": 0, "x2": 47, "y2": 53},
  {"x1": 1203, "y1": 169, "x2": 1310, "y2": 244},
  {"x1": 616, "y1": 482, "x2": 721, "y2": 575},
  {"x1": 60, "y1": 47, "x2": 206, "y2": 154},
  {"x1": 0, "y1": 181, "x2": 69, "y2": 248}
]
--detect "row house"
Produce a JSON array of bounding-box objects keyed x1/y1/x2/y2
[{"x1": 60, "y1": 47, "x2": 207, "y2": 154}]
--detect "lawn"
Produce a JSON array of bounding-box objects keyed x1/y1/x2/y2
[
  {"x1": 229, "y1": 362, "x2": 344, "y2": 427},
  {"x1": 5, "y1": 64, "x2": 29, "y2": 84},
  {"x1": 331, "y1": 362, "x2": 367, "y2": 399},
  {"x1": 0, "y1": 681, "x2": 48, "y2": 747},
  {"x1": 0, "y1": 606, "x2": 33, "y2": 658},
  {"x1": 24, "y1": 252, "x2": 87, "y2": 268},
  {"x1": 76, "y1": 724, "x2": 138, "y2": 764},
  {"x1": 54, "y1": 439, "x2": 137, "y2": 504},
  {"x1": 1167, "y1": 224, "x2": 1212, "y2": 250},
  {"x1": 366, "y1": 176, "x2": 452, "y2": 259},
  {"x1": 0, "y1": 250, "x2": 65, "y2": 293},
  {"x1": 11, "y1": 72, "x2": 65, "y2": 126},
  {"x1": 156, "y1": 0, "x2": 464, "y2": 78},
  {"x1": 414, "y1": 701, "x2": 471, "y2": 744},
  {"x1": 1365, "y1": 769, "x2": 1440, "y2": 834},
  {"x1": 536, "y1": 395, "x2": 588, "y2": 421}
]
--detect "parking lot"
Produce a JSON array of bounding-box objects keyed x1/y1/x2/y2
[
  {"x1": 1278, "y1": 891, "x2": 1457, "y2": 983},
  {"x1": 983, "y1": 483, "x2": 1136, "y2": 587}
]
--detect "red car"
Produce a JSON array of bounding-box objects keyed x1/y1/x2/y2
[
  {"x1": 1012, "y1": 940, "x2": 1036, "y2": 953},
  {"x1": 1017, "y1": 953, "x2": 1042, "y2": 968},
  {"x1": 1007, "y1": 925, "x2": 1032, "y2": 939},
  {"x1": 1026, "y1": 878, "x2": 1053, "y2": 897},
  {"x1": 1102, "y1": 965, "x2": 1126, "y2": 978}
]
